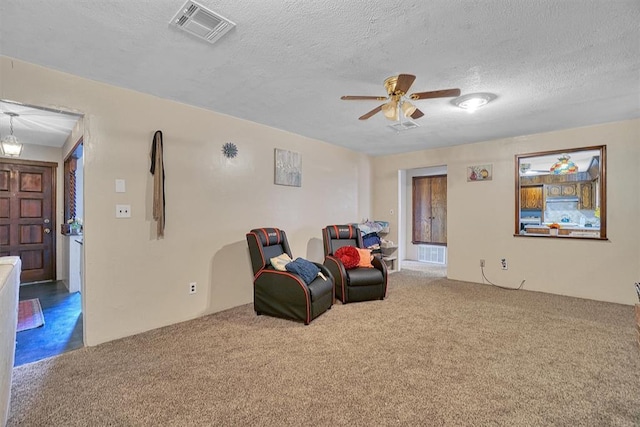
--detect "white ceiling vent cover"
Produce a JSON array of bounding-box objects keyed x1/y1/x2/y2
[
  {"x1": 170, "y1": 1, "x2": 236, "y2": 44},
  {"x1": 388, "y1": 120, "x2": 420, "y2": 132}
]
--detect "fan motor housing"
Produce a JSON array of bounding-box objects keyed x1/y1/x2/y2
[{"x1": 384, "y1": 76, "x2": 402, "y2": 96}]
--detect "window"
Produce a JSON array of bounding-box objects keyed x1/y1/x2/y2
[
  {"x1": 515, "y1": 146, "x2": 606, "y2": 239},
  {"x1": 62, "y1": 139, "x2": 83, "y2": 235}
]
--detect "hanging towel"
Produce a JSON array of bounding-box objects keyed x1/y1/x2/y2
[{"x1": 150, "y1": 130, "x2": 165, "y2": 237}]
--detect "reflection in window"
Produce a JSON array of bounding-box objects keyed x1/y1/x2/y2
[{"x1": 516, "y1": 146, "x2": 606, "y2": 239}]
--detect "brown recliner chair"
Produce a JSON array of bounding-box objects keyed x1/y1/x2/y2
[
  {"x1": 246, "y1": 228, "x2": 333, "y2": 324},
  {"x1": 322, "y1": 225, "x2": 387, "y2": 303}
]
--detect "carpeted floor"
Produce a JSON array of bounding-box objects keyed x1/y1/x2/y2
[
  {"x1": 8, "y1": 273, "x2": 640, "y2": 426},
  {"x1": 401, "y1": 260, "x2": 447, "y2": 277}
]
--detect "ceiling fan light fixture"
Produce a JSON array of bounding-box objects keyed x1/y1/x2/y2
[
  {"x1": 341, "y1": 74, "x2": 460, "y2": 123},
  {"x1": 1, "y1": 112, "x2": 23, "y2": 157},
  {"x1": 401, "y1": 101, "x2": 417, "y2": 118},
  {"x1": 451, "y1": 93, "x2": 496, "y2": 112},
  {"x1": 382, "y1": 101, "x2": 398, "y2": 121}
]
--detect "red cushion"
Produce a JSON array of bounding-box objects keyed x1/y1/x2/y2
[{"x1": 334, "y1": 246, "x2": 360, "y2": 270}]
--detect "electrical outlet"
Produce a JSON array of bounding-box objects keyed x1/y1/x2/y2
[
  {"x1": 501, "y1": 258, "x2": 508, "y2": 270},
  {"x1": 189, "y1": 282, "x2": 197, "y2": 294},
  {"x1": 115, "y1": 204, "x2": 131, "y2": 218},
  {"x1": 480, "y1": 259, "x2": 485, "y2": 267}
]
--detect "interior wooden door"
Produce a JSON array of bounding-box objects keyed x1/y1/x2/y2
[
  {"x1": 0, "y1": 160, "x2": 56, "y2": 283},
  {"x1": 412, "y1": 175, "x2": 447, "y2": 245}
]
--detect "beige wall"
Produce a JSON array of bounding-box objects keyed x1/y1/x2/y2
[
  {"x1": 1, "y1": 57, "x2": 372, "y2": 345},
  {"x1": 373, "y1": 118, "x2": 640, "y2": 305}
]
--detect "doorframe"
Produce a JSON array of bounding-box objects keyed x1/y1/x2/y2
[
  {"x1": 411, "y1": 174, "x2": 447, "y2": 245},
  {"x1": 398, "y1": 165, "x2": 448, "y2": 269},
  {"x1": 0, "y1": 157, "x2": 58, "y2": 282}
]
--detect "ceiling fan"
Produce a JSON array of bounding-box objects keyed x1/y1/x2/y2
[
  {"x1": 519, "y1": 163, "x2": 550, "y2": 176},
  {"x1": 341, "y1": 74, "x2": 461, "y2": 121}
]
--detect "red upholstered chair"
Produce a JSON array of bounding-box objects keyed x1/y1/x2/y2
[
  {"x1": 246, "y1": 228, "x2": 333, "y2": 324},
  {"x1": 322, "y1": 225, "x2": 387, "y2": 304}
]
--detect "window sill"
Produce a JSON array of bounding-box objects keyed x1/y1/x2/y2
[{"x1": 513, "y1": 233, "x2": 608, "y2": 241}]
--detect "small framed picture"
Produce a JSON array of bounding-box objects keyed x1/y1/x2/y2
[
  {"x1": 467, "y1": 164, "x2": 492, "y2": 181},
  {"x1": 274, "y1": 149, "x2": 302, "y2": 187}
]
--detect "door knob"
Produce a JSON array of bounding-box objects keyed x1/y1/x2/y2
[
  {"x1": 44, "y1": 219, "x2": 50, "y2": 224},
  {"x1": 44, "y1": 228, "x2": 51, "y2": 234}
]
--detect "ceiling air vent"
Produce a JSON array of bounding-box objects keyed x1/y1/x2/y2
[
  {"x1": 388, "y1": 120, "x2": 420, "y2": 133},
  {"x1": 170, "y1": 1, "x2": 236, "y2": 44}
]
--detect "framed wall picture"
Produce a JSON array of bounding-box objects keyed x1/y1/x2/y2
[
  {"x1": 467, "y1": 164, "x2": 492, "y2": 181},
  {"x1": 274, "y1": 148, "x2": 302, "y2": 187}
]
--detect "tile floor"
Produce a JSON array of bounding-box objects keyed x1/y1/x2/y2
[{"x1": 14, "y1": 281, "x2": 83, "y2": 366}]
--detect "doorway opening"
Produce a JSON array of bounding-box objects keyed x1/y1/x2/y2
[
  {"x1": 397, "y1": 166, "x2": 448, "y2": 278},
  {"x1": 0, "y1": 99, "x2": 85, "y2": 365}
]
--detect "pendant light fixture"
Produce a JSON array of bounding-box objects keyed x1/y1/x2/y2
[
  {"x1": 1, "y1": 112, "x2": 23, "y2": 157},
  {"x1": 550, "y1": 154, "x2": 578, "y2": 174}
]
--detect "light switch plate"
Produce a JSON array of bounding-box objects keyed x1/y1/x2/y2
[{"x1": 115, "y1": 179, "x2": 126, "y2": 193}]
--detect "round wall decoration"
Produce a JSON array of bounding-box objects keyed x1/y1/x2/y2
[{"x1": 222, "y1": 142, "x2": 238, "y2": 158}]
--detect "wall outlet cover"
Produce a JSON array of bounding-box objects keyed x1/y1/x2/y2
[{"x1": 115, "y1": 204, "x2": 131, "y2": 218}]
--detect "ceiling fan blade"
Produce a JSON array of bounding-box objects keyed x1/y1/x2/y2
[
  {"x1": 341, "y1": 95, "x2": 388, "y2": 101},
  {"x1": 409, "y1": 88, "x2": 461, "y2": 100},
  {"x1": 359, "y1": 104, "x2": 384, "y2": 120},
  {"x1": 410, "y1": 108, "x2": 424, "y2": 120},
  {"x1": 395, "y1": 74, "x2": 416, "y2": 94}
]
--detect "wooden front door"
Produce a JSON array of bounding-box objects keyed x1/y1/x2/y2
[
  {"x1": 0, "y1": 160, "x2": 56, "y2": 283},
  {"x1": 412, "y1": 175, "x2": 447, "y2": 245}
]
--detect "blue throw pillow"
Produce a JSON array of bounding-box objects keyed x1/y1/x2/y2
[{"x1": 285, "y1": 258, "x2": 320, "y2": 285}]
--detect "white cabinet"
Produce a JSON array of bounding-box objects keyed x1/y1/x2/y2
[{"x1": 68, "y1": 236, "x2": 83, "y2": 293}]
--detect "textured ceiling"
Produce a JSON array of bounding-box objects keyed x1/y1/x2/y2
[{"x1": 0, "y1": 1, "x2": 639, "y2": 156}]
